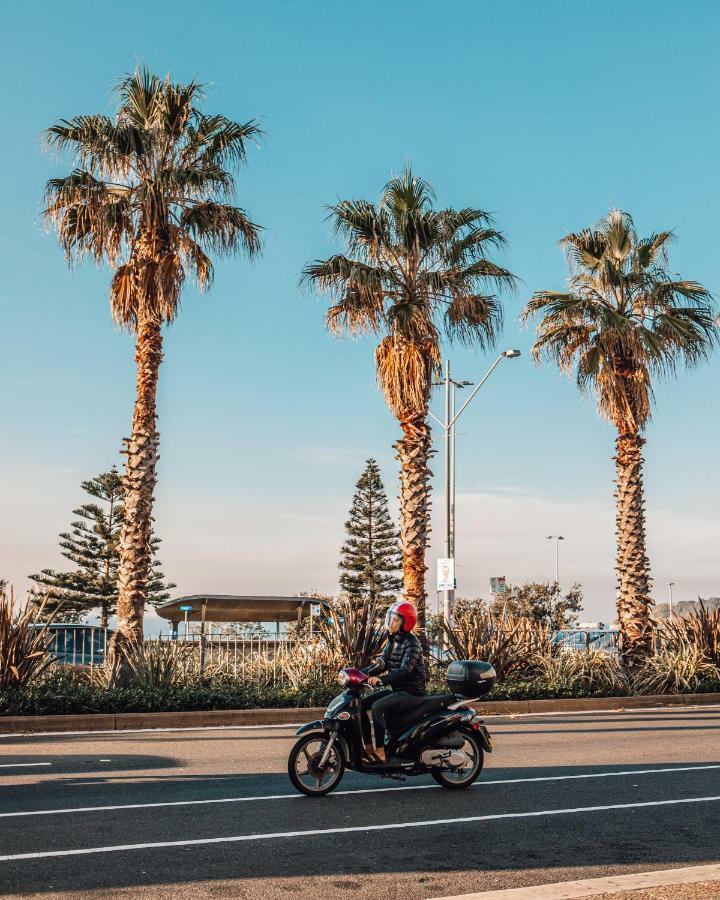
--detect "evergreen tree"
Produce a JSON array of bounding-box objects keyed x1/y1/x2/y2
[
  {"x1": 339, "y1": 459, "x2": 401, "y2": 607},
  {"x1": 30, "y1": 466, "x2": 174, "y2": 626}
]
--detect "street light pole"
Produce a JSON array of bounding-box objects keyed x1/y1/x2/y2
[
  {"x1": 668, "y1": 582, "x2": 675, "y2": 620},
  {"x1": 443, "y1": 360, "x2": 452, "y2": 626},
  {"x1": 431, "y1": 349, "x2": 521, "y2": 631},
  {"x1": 547, "y1": 535, "x2": 564, "y2": 585}
]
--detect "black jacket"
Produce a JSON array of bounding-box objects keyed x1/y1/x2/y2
[{"x1": 366, "y1": 631, "x2": 426, "y2": 696}]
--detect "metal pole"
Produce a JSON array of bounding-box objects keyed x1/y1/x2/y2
[
  {"x1": 668, "y1": 582, "x2": 674, "y2": 620},
  {"x1": 443, "y1": 360, "x2": 452, "y2": 630},
  {"x1": 547, "y1": 535, "x2": 564, "y2": 586},
  {"x1": 199, "y1": 599, "x2": 207, "y2": 674},
  {"x1": 449, "y1": 380, "x2": 457, "y2": 621}
]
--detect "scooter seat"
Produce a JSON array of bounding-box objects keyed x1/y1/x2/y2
[{"x1": 391, "y1": 694, "x2": 458, "y2": 731}]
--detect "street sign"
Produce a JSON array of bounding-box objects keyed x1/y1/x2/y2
[
  {"x1": 179, "y1": 605, "x2": 193, "y2": 612},
  {"x1": 490, "y1": 576, "x2": 507, "y2": 595},
  {"x1": 437, "y1": 558, "x2": 455, "y2": 591}
]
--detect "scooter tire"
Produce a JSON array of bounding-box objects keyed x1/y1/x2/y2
[
  {"x1": 288, "y1": 732, "x2": 345, "y2": 797},
  {"x1": 431, "y1": 732, "x2": 484, "y2": 789}
]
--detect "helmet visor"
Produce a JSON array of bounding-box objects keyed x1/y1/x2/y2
[{"x1": 384, "y1": 604, "x2": 403, "y2": 631}]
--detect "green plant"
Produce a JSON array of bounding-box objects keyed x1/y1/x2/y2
[
  {"x1": 529, "y1": 648, "x2": 628, "y2": 696},
  {"x1": 0, "y1": 584, "x2": 55, "y2": 702},
  {"x1": 317, "y1": 596, "x2": 386, "y2": 669},
  {"x1": 632, "y1": 646, "x2": 719, "y2": 695},
  {"x1": 661, "y1": 602, "x2": 720, "y2": 667},
  {"x1": 94, "y1": 639, "x2": 194, "y2": 689},
  {"x1": 439, "y1": 601, "x2": 557, "y2": 681}
]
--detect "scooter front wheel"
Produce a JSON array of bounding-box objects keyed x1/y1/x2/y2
[
  {"x1": 431, "y1": 731, "x2": 484, "y2": 789},
  {"x1": 288, "y1": 732, "x2": 345, "y2": 796}
]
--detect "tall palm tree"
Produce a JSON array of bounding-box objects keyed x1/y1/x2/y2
[
  {"x1": 44, "y1": 69, "x2": 262, "y2": 667},
  {"x1": 523, "y1": 210, "x2": 717, "y2": 667},
  {"x1": 304, "y1": 169, "x2": 515, "y2": 628}
]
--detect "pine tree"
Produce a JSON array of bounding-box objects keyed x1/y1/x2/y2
[
  {"x1": 30, "y1": 466, "x2": 174, "y2": 626},
  {"x1": 339, "y1": 459, "x2": 401, "y2": 607}
]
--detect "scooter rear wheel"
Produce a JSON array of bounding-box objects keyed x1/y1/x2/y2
[
  {"x1": 431, "y1": 732, "x2": 484, "y2": 789},
  {"x1": 288, "y1": 732, "x2": 345, "y2": 796}
]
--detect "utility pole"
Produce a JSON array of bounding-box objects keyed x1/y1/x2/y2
[
  {"x1": 668, "y1": 582, "x2": 675, "y2": 620},
  {"x1": 547, "y1": 535, "x2": 564, "y2": 585},
  {"x1": 430, "y1": 350, "x2": 521, "y2": 631}
]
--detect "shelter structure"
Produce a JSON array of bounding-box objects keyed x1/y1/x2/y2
[{"x1": 155, "y1": 595, "x2": 327, "y2": 640}]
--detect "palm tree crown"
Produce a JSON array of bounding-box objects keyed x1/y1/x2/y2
[
  {"x1": 304, "y1": 168, "x2": 515, "y2": 623},
  {"x1": 45, "y1": 68, "x2": 262, "y2": 327},
  {"x1": 305, "y1": 168, "x2": 515, "y2": 418},
  {"x1": 523, "y1": 209, "x2": 717, "y2": 432}
]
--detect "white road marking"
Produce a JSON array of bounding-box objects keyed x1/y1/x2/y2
[
  {"x1": 1, "y1": 763, "x2": 718, "y2": 819},
  {"x1": 1, "y1": 702, "x2": 718, "y2": 739},
  {"x1": 0, "y1": 763, "x2": 52, "y2": 769},
  {"x1": 1, "y1": 794, "x2": 719, "y2": 861}
]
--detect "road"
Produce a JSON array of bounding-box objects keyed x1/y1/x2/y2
[{"x1": 0, "y1": 706, "x2": 719, "y2": 899}]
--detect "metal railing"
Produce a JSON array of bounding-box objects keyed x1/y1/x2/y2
[
  {"x1": 153, "y1": 633, "x2": 305, "y2": 682},
  {"x1": 38, "y1": 625, "x2": 109, "y2": 668},
  {"x1": 45, "y1": 627, "x2": 630, "y2": 674},
  {"x1": 553, "y1": 629, "x2": 622, "y2": 655}
]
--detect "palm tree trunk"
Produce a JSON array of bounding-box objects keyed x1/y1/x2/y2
[
  {"x1": 109, "y1": 314, "x2": 163, "y2": 673},
  {"x1": 395, "y1": 413, "x2": 432, "y2": 630},
  {"x1": 614, "y1": 430, "x2": 653, "y2": 667}
]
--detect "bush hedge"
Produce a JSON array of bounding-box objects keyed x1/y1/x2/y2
[{"x1": 3, "y1": 665, "x2": 720, "y2": 718}]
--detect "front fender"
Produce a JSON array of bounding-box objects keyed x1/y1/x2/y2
[{"x1": 295, "y1": 719, "x2": 326, "y2": 736}]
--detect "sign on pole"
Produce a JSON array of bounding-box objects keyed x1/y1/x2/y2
[
  {"x1": 490, "y1": 576, "x2": 507, "y2": 595},
  {"x1": 437, "y1": 558, "x2": 455, "y2": 591}
]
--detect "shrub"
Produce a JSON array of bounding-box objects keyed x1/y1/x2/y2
[
  {"x1": 529, "y1": 648, "x2": 628, "y2": 696},
  {"x1": 0, "y1": 584, "x2": 55, "y2": 707},
  {"x1": 632, "y1": 646, "x2": 720, "y2": 695},
  {"x1": 316, "y1": 596, "x2": 385, "y2": 669},
  {"x1": 661, "y1": 602, "x2": 720, "y2": 667},
  {"x1": 94, "y1": 640, "x2": 196, "y2": 690},
  {"x1": 438, "y1": 601, "x2": 557, "y2": 681}
]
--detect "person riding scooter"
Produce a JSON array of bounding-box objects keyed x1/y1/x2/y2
[{"x1": 364, "y1": 600, "x2": 426, "y2": 762}]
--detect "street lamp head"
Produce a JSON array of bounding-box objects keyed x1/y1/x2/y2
[{"x1": 502, "y1": 349, "x2": 521, "y2": 359}]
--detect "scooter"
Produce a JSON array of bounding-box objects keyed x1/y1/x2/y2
[{"x1": 287, "y1": 659, "x2": 496, "y2": 796}]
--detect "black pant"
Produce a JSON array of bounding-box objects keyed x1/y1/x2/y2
[{"x1": 371, "y1": 691, "x2": 426, "y2": 746}]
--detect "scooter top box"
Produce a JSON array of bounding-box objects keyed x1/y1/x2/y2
[{"x1": 446, "y1": 660, "x2": 497, "y2": 697}]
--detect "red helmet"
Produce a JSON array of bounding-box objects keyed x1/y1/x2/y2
[{"x1": 385, "y1": 600, "x2": 418, "y2": 633}]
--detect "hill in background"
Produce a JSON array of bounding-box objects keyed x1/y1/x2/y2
[{"x1": 653, "y1": 597, "x2": 720, "y2": 620}]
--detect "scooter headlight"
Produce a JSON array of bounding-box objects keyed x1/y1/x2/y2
[{"x1": 337, "y1": 670, "x2": 349, "y2": 687}]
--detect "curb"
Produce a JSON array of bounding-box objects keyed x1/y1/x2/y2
[
  {"x1": 428, "y1": 862, "x2": 720, "y2": 899},
  {"x1": 2, "y1": 691, "x2": 719, "y2": 735}
]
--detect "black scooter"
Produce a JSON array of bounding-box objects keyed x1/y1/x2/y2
[{"x1": 287, "y1": 660, "x2": 496, "y2": 796}]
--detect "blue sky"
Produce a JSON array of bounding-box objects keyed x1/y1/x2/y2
[{"x1": 1, "y1": 0, "x2": 719, "y2": 625}]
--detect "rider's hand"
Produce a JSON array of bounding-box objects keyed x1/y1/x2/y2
[{"x1": 367, "y1": 676, "x2": 381, "y2": 686}]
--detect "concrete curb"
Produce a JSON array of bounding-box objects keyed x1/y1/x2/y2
[
  {"x1": 428, "y1": 862, "x2": 720, "y2": 898},
  {"x1": 2, "y1": 690, "x2": 719, "y2": 734}
]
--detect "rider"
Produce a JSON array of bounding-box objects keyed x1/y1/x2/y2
[{"x1": 364, "y1": 600, "x2": 426, "y2": 762}]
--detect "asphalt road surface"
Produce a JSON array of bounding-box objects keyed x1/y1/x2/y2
[{"x1": 1, "y1": 705, "x2": 719, "y2": 899}]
